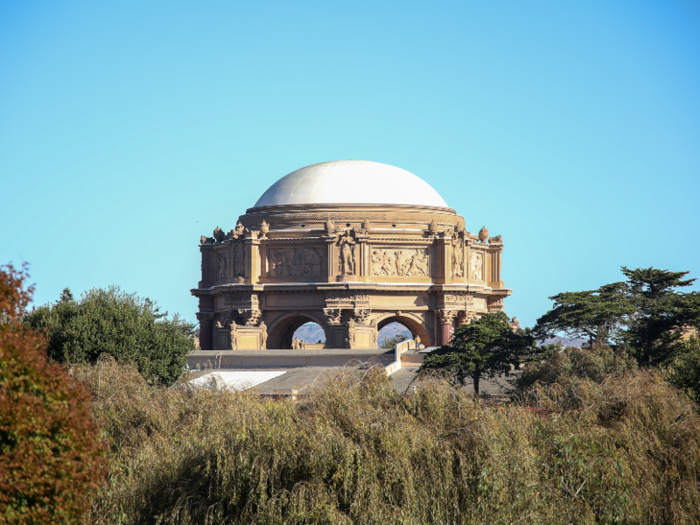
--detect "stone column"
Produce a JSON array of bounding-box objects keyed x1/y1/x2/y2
[
  {"x1": 196, "y1": 312, "x2": 214, "y2": 350},
  {"x1": 323, "y1": 308, "x2": 344, "y2": 348},
  {"x1": 245, "y1": 233, "x2": 261, "y2": 284},
  {"x1": 435, "y1": 236, "x2": 450, "y2": 284},
  {"x1": 437, "y1": 310, "x2": 457, "y2": 346}
]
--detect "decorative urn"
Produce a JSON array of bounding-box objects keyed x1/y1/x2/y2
[{"x1": 478, "y1": 225, "x2": 489, "y2": 242}]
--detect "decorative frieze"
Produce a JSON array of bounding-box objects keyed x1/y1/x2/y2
[
  {"x1": 267, "y1": 247, "x2": 327, "y2": 278},
  {"x1": 371, "y1": 248, "x2": 429, "y2": 277},
  {"x1": 326, "y1": 291, "x2": 369, "y2": 303}
]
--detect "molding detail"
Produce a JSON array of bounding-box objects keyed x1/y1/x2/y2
[
  {"x1": 437, "y1": 310, "x2": 458, "y2": 324},
  {"x1": 323, "y1": 308, "x2": 342, "y2": 325},
  {"x1": 353, "y1": 308, "x2": 371, "y2": 324},
  {"x1": 238, "y1": 309, "x2": 262, "y2": 326}
]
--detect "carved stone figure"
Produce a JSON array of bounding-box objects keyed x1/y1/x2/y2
[
  {"x1": 260, "y1": 322, "x2": 268, "y2": 348},
  {"x1": 478, "y1": 225, "x2": 489, "y2": 243},
  {"x1": 259, "y1": 220, "x2": 270, "y2": 238},
  {"x1": 452, "y1": 240, "x2": 464, "y2": 278},
  {"x1": 299, "y1": 339, "x2": 307, "y2": 350},
  {"x1": 323, "y1": 308, "x2": 342, "y2": 325},
  {"x1": 217, "y1": 252, "x2": 228, "y2": 280},
  {"x1": 232, "y1": 241, "x2": 245, "y2": 278},
  {"x1": 200, "y1": 235, "x2": 215, "y2": 244},
  {"x1": 489, "y1": 235, "x2": 502, "y2": 244},
  {"x1": 470, "y1": 252, "x2": 483, "y2": 281},
  {"x1": 292, "y1": 337, "x2": 300, "y2": 350},
  {"x1": 213, "y1": 226, "x2": 225, "y2": 243},
  {"x1": 235, "y1": 220, "x2": 245, "y2": 236},
  {"x1": 338, "y1": 233, "x2": 356, "y2": 275}
]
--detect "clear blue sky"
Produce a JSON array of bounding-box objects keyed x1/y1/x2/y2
[{"x1": 1, "y1": 0, "x2": 699, "y2": 328}]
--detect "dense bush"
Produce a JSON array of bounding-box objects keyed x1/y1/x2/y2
[
  {"x1": 0, "y1": 264, "x2": 106, "y2": 525},
  {"x1": 665, "y1": 337, "x2": 700, "y2": 406},
  {"x1": 24, "y1": 286, "x2": 196, "y2": 386},
  {"x1": 75, "y1": 357, "x2": 700, "y2": 525},
  {"x1": 517, "y1": 344, "x2": 638, "y2": 391}
]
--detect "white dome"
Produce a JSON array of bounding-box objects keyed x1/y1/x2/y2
[{"x1": 253, "y1": 160, "x2": 449, "y2": 208}]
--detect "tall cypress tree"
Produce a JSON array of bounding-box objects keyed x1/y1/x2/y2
[{"x1": 622, "y1": 267, "x2": 700, "y2": 365}]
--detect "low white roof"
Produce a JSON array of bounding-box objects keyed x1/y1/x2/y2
[
  {"x1": 254, "y1": 160, "x2": 449, "y2": 208},
  {"x1": 189, "y1": 370, "x2": 286, "y2": 391}
]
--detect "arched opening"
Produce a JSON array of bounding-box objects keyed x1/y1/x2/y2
[
  {"x1": 267, "y1": 314, "x2": 329, "y2": 349},
  {"x1": 377, "y1": 315, "x2": 432, "y2": 348},
  {"x1": 292, "y1": 322, "x2": 326, "y2": 349},
  {"x1": 377, "y1": 322, "x2": 412, "y2": 349}
]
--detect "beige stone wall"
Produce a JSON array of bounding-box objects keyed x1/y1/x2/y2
[{"x1": 193, "y1": 204, "x2": 511, "y2": 350}]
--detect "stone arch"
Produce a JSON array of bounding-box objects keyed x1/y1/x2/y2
[
  {"x1": 266, "y1": 311, "x2": 330, "y2": 349},
  {"x1": 375, "y1": 312, "x2": 433, "y2": 347}
]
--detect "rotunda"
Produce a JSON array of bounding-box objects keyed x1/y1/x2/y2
[{"x1": 193, "y1": 160, "x2": 511, "y2": 350}]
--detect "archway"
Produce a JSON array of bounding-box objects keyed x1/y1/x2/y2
[
  {"x1": 377, "y1": 322, "x2": 412, "y2": 348},
  {"x1": 376, "y1": 314, "x2": 432, "y2": 348},
  {"x1": 292, "y1": 322, "x2": 326, "y2": 348},
  {"x1": 266, "y1": 313, "x2": 329, "y2": 349}
]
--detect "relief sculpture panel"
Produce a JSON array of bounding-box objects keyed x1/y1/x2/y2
[
  {"x1": 470, "y1": 251, "x2": 484, "y2": 281},
  {"x1": 267, "y1": 247, "x2": 327, "y2": 278},
  {"x1": 371, "y1": 248, "x2": 429, "y2": 277}
]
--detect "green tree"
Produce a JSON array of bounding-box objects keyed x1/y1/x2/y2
[
  {"x1": 0, "y1": 264, "x2": 106, "y2": 524},
  {"x1": 623, "y1": 267, "x2": 700, "y2": 365},
  {"x1": 533, "y1": 282, "x2": 634, "y2": 347},
  {"x1": 380, "y1": 333, "x2": 408, "y2": 349},
  {"x1": 421, "y1": 312, "x2": 535, "y2": 395},
  {"x1": 24, "y1": 286, "x2": 196, "y2": 386}
]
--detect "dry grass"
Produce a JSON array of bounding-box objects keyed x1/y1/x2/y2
[{"x1": 76, "y1": 357, "x2": 700, "y2": 525}]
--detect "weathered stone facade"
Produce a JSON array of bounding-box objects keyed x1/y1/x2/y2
[{"x1": 193, "y1": 202, "x2": 511, "y2": 349}]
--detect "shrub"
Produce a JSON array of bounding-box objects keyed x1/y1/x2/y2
[
  {"x1": 24, "y1": 286, "x2": 196, "y2": 386},
  {"x1": 76, "y1": 358, "x2": 700, "y2": 524},
  {"x1": 665, "y1": 337, "x2": 700, "y2": 407},
  {"x1": 0, "y1": 264, "x2": 106, "y2": 525},
  {"x1": 517, "y1": 344, "x2": 638, "y2": 391}
]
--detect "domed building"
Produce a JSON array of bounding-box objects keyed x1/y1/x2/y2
[{"x1": 192, "y1": 160, "x2": 510, "y2": 350}]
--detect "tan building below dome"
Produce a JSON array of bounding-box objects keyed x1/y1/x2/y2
[{"x1": 192, "y1": 160, "x2": 511, "y2": 350}]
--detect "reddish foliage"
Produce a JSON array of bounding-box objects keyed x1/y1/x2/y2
[{"x1": 0, "y1": 264, "x2": 107, "y2": 525}]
